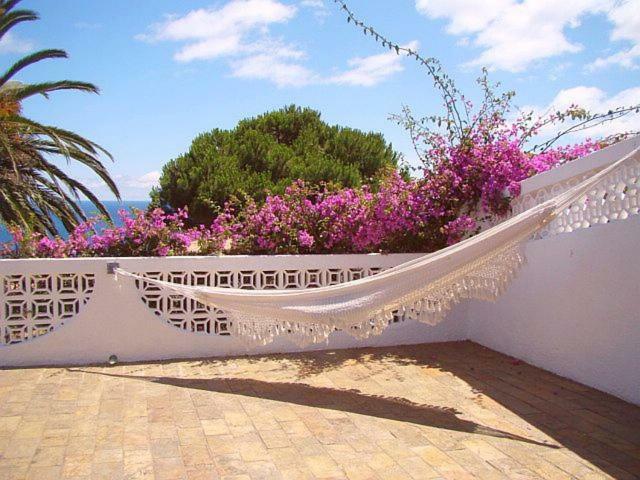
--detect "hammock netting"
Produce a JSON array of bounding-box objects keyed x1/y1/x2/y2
[{"x1": 115, "y1": 146, "x2": 640, "y2": 347}]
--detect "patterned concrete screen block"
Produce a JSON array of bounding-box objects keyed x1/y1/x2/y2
[
  {"x1": 510, "y1": 136, "x2": 640, "y2": 238},
  {"x1": 133, "y1": 266, "x2": 389, "y2": 336},
  {"x1": 0, "y1": 136, "x2": 638, "y2": 407},
  {"x1": 1, "y1": 273, "x2": 95, "y2": 344}
]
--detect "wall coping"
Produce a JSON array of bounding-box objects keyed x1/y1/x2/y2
[
  {"x1": 519, "y1": 135, "x2": 640, "y2": 196},
  {"x1": 1, "y1": 137, "x2": 638, "y2": 264},
  {"x1": 0, "y1": 252, "x2": 423, "y2": 265}
]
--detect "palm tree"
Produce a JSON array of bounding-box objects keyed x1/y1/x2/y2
[{"x1": 0, "y1": 0, "x2": 119, "y2": 235}]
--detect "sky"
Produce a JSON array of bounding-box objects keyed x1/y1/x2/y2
[{"x1": 3, "y1": 0, "x2": 639, "y2": 200}]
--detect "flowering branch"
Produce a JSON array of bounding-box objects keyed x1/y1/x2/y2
[
  {"x1": 333, "y1": 0, "x2": 466, "y2": 141},
  {"x1": 333, "y1": 0, "x2": 639, "y2": 168},
  {"x1": 531, "y1": 105, "x2": 640, "y2": 152}
]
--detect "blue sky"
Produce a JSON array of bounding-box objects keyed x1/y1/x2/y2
[{"x1": 4, "y1": 0, "x2": 639, "y2": 199}]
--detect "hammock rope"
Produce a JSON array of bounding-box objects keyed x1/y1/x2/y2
[{"x1": 114, "y1": 146, "x2": 640, "y2": 346}]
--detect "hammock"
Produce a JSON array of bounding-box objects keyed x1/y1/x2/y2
[{"x1": 114, "y1": 146, "x2": 640, "y2": 346}]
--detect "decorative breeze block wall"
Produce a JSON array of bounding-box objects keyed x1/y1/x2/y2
[
  {"x1": 134, "y1": 266, "x2": 387, "y2": 336},
  {"x1": 510, "y1": 149, "x2": 640, "y2": 239},
  {"x1": 0, "y1": 273, "x2": 95, "y2": 345}
]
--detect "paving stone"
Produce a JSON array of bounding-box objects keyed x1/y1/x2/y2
[{"x1": 0, "y1": 342, "x2": 638, "y2": 479}]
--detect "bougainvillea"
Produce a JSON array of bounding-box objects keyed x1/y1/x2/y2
[
  {"x1": 0, "y1": 35, "x2": 612, "y2": 259},
  {"x1": 0, "y1": 208, "x2": 201, "y2": 258},
  {"x1": 0, "y1": 62, "x2": 608, "y2": 259},
  {"x1": 0, "y1": 131, "x2": 601, "y2": 258},
  {"x1": 200, "y1": 132, "x2": 600, "y2": 255},
  {"x1": 2, "y1": 0, "x2": 634, "y2": 259}
]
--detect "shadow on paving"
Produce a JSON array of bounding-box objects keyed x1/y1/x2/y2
[
  {"x1": 211, "y1": 340, "x2": 639, "y2": 479},
  {"x1": 70, "y1": 369, "x2": 556, "y2": 449},
  {"x1": 69, "y1": 340, "x2": 640, "y2": 478}
]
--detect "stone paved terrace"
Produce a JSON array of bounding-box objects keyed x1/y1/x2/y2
[{"x1": 1, "y1": 341, "x2": 639, "y2": 480}]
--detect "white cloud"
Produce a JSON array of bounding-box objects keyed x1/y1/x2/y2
[
  {"x1": 300, "y1": 0, "x2": 324, "y2": 8},
  {"x1": 80, "y1": 177, "x2": 108, "y2": 190},
  {"x1": 300, "y1": 0, "x2": 329, "y2": 21},
  {"x1": 110, "y1": 171, "x2": 161, "y2": 190},
  {"x1": 137, "y1": 0, "x2": 296, "y2": 62},
  {"x1": 81, "y1": 171, "x2": 161, "y2": 200},
  {"x1": 173, "y1": 35, "x2": 243, "y2": 62},
  {"x1": 138, "y1": 0, "x2": 314, "y2": 86},
  {"x1": 0, "y1": 32, "x2": 34, "y2": 54},
  {"x1": 531, "y1": 85, "x2": 640, "y2": 140},
  {"x1": 416, "y1": 0, "x2": 512, "y2": 35},
  {"x1": 228, "y1": 37, "x2": 317, "y2": 87},
  {"x1": 609, "y1": 0, "x2": 640, "y2": 42},
  {"x1": 588, "y1": 0, "x2": 640, "y2": 70},
  {"x1": 231, "y1": 43, "x2": 417, "y2": 87},
  {"x1": 139, "y1": 0, "x2": 413, "y2": 88},
  {"x1": 589, "y1": 45, "x2": 640, "y2": 70},
  {"x1": 327, "y1": 41, "x2": 419, "y2": 87},
  {"x1": 123, "y1": 171, "x2": 161, "y2": 189},
  {"x1": 231, "y1": 53, "x2": 317, "y2": 86},
  {"x1": 416, "y1": 0, "x2": 611, "y2": 72}
]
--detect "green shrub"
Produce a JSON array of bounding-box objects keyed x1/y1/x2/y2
[{"x1": 151, "y1": 105, "x2": 401, "y2": 225}]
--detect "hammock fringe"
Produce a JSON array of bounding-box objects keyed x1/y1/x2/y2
[{"x1": 113, "y1": 145, "x2": 640, "y2": 347}]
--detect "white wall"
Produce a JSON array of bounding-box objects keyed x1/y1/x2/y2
[
  {"x1": 466, "y1": 218, "x2": 640, "y2": 405},
  {"x1": 1, "y1": 137, "x2": 639, "y2": 405},
  {"x1": 0, "y1": 254, "x2": 467, "y2": 367},
  {"x1": 2, "y1": 222, "x2": 637, "y2": 404}
]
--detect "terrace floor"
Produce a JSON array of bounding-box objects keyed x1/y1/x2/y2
[{"x1": 0, "y1": 341, "x2": 639, "y2": 480}]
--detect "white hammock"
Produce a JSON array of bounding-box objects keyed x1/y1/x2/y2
[{"x1": 115, "y1": 146, "x2": 640, "y2": 346}]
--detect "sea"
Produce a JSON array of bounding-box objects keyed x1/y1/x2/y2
[{"x1": 0, "y1": 200, "x2": 150, "y2": 243}]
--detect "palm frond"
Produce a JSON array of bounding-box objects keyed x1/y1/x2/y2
[
  {"x1": 0, "y1": 1, "x2": 120, "y2": 235},
  {"x1": 0, "y1": 8, "x2": 38, "y2": 40},
  {"x1": 0, "y1": 1, "x2": 24, "y2": 13},
  {"x1": 0, "y1": 49, "x2": 67, "y2": 88},
  {"x1": 3, "y1": 116, "x2": 120, "y2": 199},
  {"x1": 7, "y1": 80, "x2": 98, "y2": 101},
  {"x1": 36, "y1": 158, "x2": 112, "y2": 220},
  {"x1": 17, "y1": 120, "x2": 113, "y2": 159}
]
